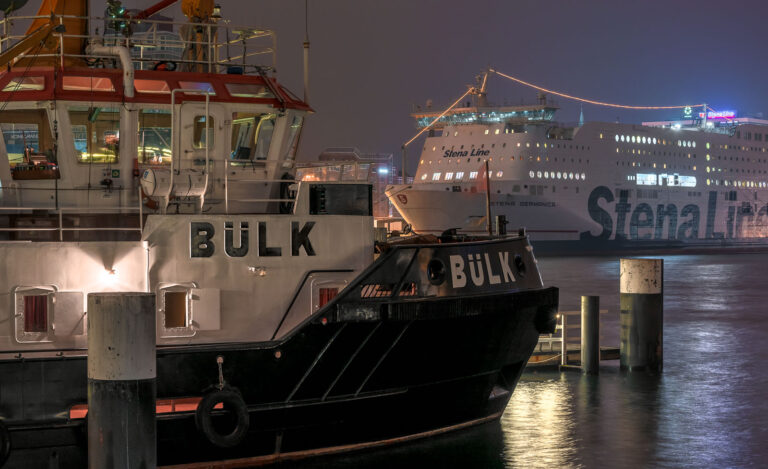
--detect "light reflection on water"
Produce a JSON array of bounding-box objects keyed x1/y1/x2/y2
[{"x1": 288, "y1": 253, "x2": 768, "y2": 468}]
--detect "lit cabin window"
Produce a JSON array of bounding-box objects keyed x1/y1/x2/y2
[
  {"x1": 445, "y1": 172, "x2": 454, "y2": 181},
  {"x1": 469, "y1": 171, "x2": 478, "y2": 180},
  {"x1": 432, "y1": 172, "x2": 441, "y2": 181},
  {"x1": 529, "y1": 171, "x2": 534, "y2": 178},
  {"x1": 484, "y1": 129, "x2": 489, "y2": 135},
  {"x1": 134, "y1": 79, "x2": 170, "y2": 94},
  {"x1": 496, "y1": 170, "x2": 503, "y2": 178},
  {"x1": 537, "y1": 171, "x2": 542, "y2": 178},
  {"x1": 544, "y1": 171, "x2": 549, "y2": 178},
  {"x1": 2, "y1": 76, "x2": 45, "y2": 91},
  {"x1": 62, "y1": 76, "x2": 115, "y2": 92},
  {"x1": 420, "y1": 173, "x2": 427, "y2": 180},
  {"x1": 455, "y1": 171, "x2": 465, "y2": 180},
  {"x1": 494, "y1": 129, "x2": 500, "y2": 135},
  {"x1": 68, "y1": 106, "x2": 120, "y2": 164},
  {"x1": 138, "y1": 108, "x2": 172, "y2": 164},
  {"x1": 193, "y1": 115, "x2": 215, "y2": 149},
  {"x1": 1, "y1": 109, "x2": 55, "y2": 173},
  {"x1": 225, "y1": 83, "x2": 272, "y2": 98},
  {"x1": 231, "y1": 112, "x2": 277, "y2": 161},
  {"x1": 557, "y1": 172, "x2": 562, "y2": 179},
  {"x1": 179, "y1": 81, "x2": 215, "y2": 95},
  {"x1": 615, "y1": 134, "x2": 619, "y2": 142}
]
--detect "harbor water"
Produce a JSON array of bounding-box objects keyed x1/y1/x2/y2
[{"x1": 288, "y1": 252, "x2": 768, "y2": 468}]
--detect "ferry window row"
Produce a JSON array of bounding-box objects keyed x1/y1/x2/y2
[
  {"x1": 614, "y1": 134, "x2": 697, "y2": 148},
  {"x1": 423, "y1": 170, "x2": 496, "y2": 182},
  {"x1": 0, "y1": 108, "x2": 299, "y2": 167},
  {"x1": 529, "y1": 171, "x2": 586, "y2": 181},
  {"x1": 705, "y1": 179, "x2": 766, "y2": 188}
]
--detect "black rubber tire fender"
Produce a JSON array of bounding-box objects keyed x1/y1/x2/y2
[
  {"x1": 0, "y1": 420, "x2": 11, "y2": 468},
  {"x1": 195, "y1": 389, "x2": 250, "y2": 448}
]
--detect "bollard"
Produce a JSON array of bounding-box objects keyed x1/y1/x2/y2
[
  {"x1": 87, "y1": 293, "x2": 156, "y2": 469},
  {"x1": 581, "y1": 295, "x2": 600, "y2": 375},
  {"x1": 619, "y1": 259, "x2": 663, "y2": 372}
]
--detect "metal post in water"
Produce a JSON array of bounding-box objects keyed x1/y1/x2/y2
[
  {"x1": 87, "y1": 293, "x2": 156, "y2": 469},
  {"x1": 560, "y1": 311, "x2": 568, "y2": 366},
  {"x1": 619, "y1": 258, "x2": 663, "y2": 372},
  {"x1": 581, "y1": 295, "x2": 600, "y2": 375}
]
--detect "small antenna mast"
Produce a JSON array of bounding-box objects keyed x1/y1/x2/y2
[{"x1": 303, "y1": 0, "x2": 310, "y2": 104}]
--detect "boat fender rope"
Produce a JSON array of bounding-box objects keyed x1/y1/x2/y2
[
  {"x1": 0, "y1": 420, "x2": 11, "y2": 467},
  {"x1": 195, "y1": 387, "x2": 250, "y2": 448}
]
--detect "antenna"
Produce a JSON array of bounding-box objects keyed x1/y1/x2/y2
[{"x1": 303, "y1": 0, "x2": 310, "y2": 104}]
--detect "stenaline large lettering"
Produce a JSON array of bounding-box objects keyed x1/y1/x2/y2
[
  {"x1": 655, "y1": 204, "x2": 677, "y2": 240},
  {"x1": 630, "y1": 203, "x2": 654, "y2": 240},
  {"x1": 580, "y1": 186, "x2": 614, "y2": 240},
  {"x1": 677, "y1": 204, "x2": 700, "y2": 239}
]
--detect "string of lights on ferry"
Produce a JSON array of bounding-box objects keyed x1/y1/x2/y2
[{"x1": 488, "y1": 69, "x2": 710, "y2": 111}]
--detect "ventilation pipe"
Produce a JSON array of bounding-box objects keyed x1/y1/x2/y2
[{"x1": 86, "y1": 39, "x2": 134, "y2": 98}]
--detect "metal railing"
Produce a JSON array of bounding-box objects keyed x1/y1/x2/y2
[
  {"x1": 0, "y1": 14, "x2": 276, "y2": 74},
  {"x1": 0, "y1": 186, "x2": 143, "y2": 241},
  {"x1": 535, "y1": 306, "x2": 609, "y2": 365}
]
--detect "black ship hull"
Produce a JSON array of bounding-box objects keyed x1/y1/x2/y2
[{"x1": 0, "y1": 238, "x2": 558, "y2": 468}]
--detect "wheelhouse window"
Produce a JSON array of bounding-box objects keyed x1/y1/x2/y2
[
  {"x1": 282, "y1": 115, "x2": 303, "y2": 163},
  {"x1": 193, "y1": 115, "x2": 215, "y2": 149},
  {"x1": 1, "y1": 109, "x2": 54, "y2": 167},
  {"x1": 138, "y1": 108, "x2": 172, "y2": 164},
  {"x1": 230, "y1": 112, "x2": 277, "y2": 161},
  {"x1": 68, "y1": 106, "x2": 121, "y2": 163},
  {"x1": 62, "y1": 76, "x2": 115, "y2": 92},
  {"x1": 2, "y1": 76, "x2": 45, "y2": 91}
]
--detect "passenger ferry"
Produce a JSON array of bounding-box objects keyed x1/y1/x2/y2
[
  {"x1": 0, "y1": 2, "x2": 557, "y2": 468},
  {"x1": 387, "y1": 72, "x2": 768, "y2": 252}
]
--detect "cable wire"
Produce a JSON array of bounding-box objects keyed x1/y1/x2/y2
[{"x1": 489, "y1": 68, "x2": 706, "y2": 110}]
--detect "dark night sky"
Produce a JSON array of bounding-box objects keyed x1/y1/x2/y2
[{"x1": 15, "y1": 0, "x2": 768, "y2": 173}]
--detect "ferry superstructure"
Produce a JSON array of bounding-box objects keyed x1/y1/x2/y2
[{"x1": 387, "y1": 79, "x2": 768, "y2": 252}]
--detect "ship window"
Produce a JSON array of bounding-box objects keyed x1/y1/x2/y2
[
  {"x1": 24, "y1": 295, "x2": 48, "y2": 333},
  {"x1": 432, "y1": 172, "x2": 441, "y2": 181},
  {"x1": 469, "y1": 171, "x2": 478, "y2": 180},
  {"x1": 179, "y1": 81, "x2": 215, "y2": 95},
  {"x1": 318, "y1": 288, "x2": 338, "y2": 308},
  {"x1": 1, "y1": 109, "x2": 54, "y2": 169},
  {"x1": 62, "y1": 76, "x2": 115, "y2": 92},
  {"x1": 164, "y1": 291, "x2": 188, "y2": 328},
  {"x1": 134, "y1": 79, "x2": 170, "y2": 94},
  {"x1": 230, "y1": 112, "x2": 276, "y2": 161},
  {"x1": 158, "y1": 284, "x2": 197, "y2": 338},
  {"x1": 13, "y1": 286, "x2": 55, "y2": 343},
  {"x1": 68, "y1": 106, "x2": 120, "y2": 164},
  {"x1": 456, "y1": 171, "x2": 464, "y2": 180},
  {"x1": 496, "y1": 171, "x2": 503, "y2": 178},
  {"x1": 193, "y1": 115, "x2": 215, "y2": 149},
  {"x1": 420, "y1": 174, "x2": 427, "y2": 180},
  {"x1": 138, "y1": 108, "x2": 172, "y2": 164},
  {"x1": 445, "y1": 172, "x2": 454, "y2": 181},
  {"x1": 225, "y1": 83, "x2": 272, "y2": 98},
  {"x1": 2, "y1": 75, "x2": 45, "y2": 91},
  {"x1": 282, "y1": 115, "x2": 304, "y2": 163}
]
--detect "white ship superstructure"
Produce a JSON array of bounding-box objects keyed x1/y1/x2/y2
[{"x1": 388, "y1": 86, "x2": 768, "y2": 251}]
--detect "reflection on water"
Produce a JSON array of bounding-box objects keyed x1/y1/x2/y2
[{"x1": 288, "y1": 253, "x2": 768, "y2": 469}]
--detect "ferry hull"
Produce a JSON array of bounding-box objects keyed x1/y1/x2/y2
[{"x1": 388, "y1": 182, "x2": 768, "y2": 254}]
